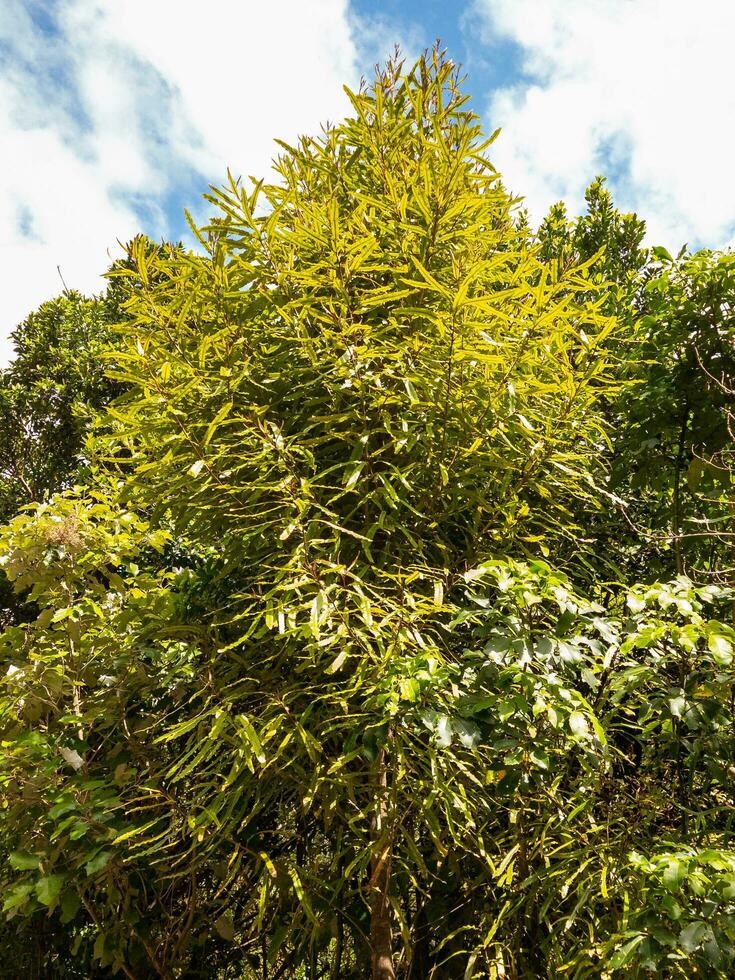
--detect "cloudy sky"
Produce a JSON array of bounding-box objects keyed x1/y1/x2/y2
[{"x1": 2, "y1": 0, "x2": 734, "y2": 362}]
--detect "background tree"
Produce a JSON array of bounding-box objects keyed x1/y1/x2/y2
[
  {"x1": 0, "y1": 239, "x2": 178, "y2": 976},
  {"x1": 537, "y1": 183, "x2": 735, "y2": 592},
  {"x1": 614, "y1": 250, "x2": 735, "y2": 588},
  {"x1": 0, "y1": 236, "x2": 178, "y2": 523},
  {"x1": 0, "y1": 291, "x2": 125, "y2": 977},
  {"x1": 0, "y1": 291, "x2": 121, "y2": 522}
]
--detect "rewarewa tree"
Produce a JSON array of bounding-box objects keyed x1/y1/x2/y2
[
  {"x1": 103, "y1": 51, "x2": 621, "y2": 973},
  {"x1": 1, "y1": 52, "x2": 626, "y2": 976}
]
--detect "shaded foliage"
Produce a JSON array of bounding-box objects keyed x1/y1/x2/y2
[{"x1": 537, "y1": 181, "x2": 735, "y2": 591}]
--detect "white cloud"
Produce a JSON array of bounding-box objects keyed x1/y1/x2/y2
[
  {"x1": 472, "y1": 0, "x2": 735, "y2": 250},
  {"x1": 62, "y1": 0, "x2": 358, "y2": 185},
  {"x1": 0, "y1": 74, "x2": 141, "y2": 361},
  {"x1": 0, "y1": 0, "x2": 361, "y2": 364}
]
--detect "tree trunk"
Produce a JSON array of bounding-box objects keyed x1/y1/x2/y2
[
  {"x1": 672, "y1": 405, "x2": 689, "y2": 575},
  {"x1": 369, "y1": 749, "x2": 395, "y2": 980},
  {"x1": 729, "y1": 501, "x2": 735, "y2": 626},
  {"x1": 329, "y1": 912, "x2": 344, "y2": 980}
]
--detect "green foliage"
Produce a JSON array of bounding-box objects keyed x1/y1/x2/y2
[
  {"x1": 538, "y1": 181, "x2": 735, "y2": 591},
  {"x1": 0, "y1": 240, "x2": 183, "y2": 974},
  {"x1": 0, "y1": 49, "x2": 734, "y2": 979},
  {"x1": 0, "y1": 291, "x2": 122, "y2": 524},
  {"x1": 104, "y1": 74, "x2": 620, "y2": 569},
  {"x1": 0, "y1": 234, "x2": 179, "y2": 531},
  {"x1": 612, "y1": 250, "x2": 735, "y2": 584},
  {"x1": 537, "y1": 176, "x2": 648, "y2": 293},
  {"x1": 3, "y1": 504, "x2": 735, "y2": 975}
]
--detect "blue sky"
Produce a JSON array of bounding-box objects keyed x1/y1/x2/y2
[{"x1": 2, "y1": 0, "x2": 734, "y2": 361}]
